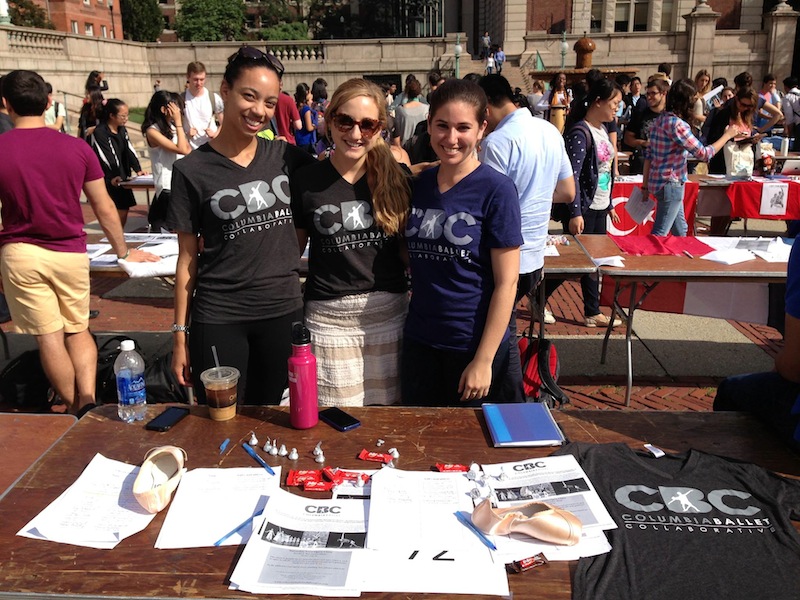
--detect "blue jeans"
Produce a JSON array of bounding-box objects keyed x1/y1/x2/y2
[
  {"x1": 652, "y1": 181, "x2": 688, "y2": 236},
  {"x1": 714, "y1": 372, "x2": 800, "y2": 450}
]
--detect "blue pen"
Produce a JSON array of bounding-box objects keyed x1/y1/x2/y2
[
  {"x1": 242, "y1": 443, "x2": 275, "y2": 476},
  {"x1": 213, "y1": 510, "x2": 264, "y2": 546},
  {"x1": 455, "y1": 510, "x2": 497, "y2": 551}
]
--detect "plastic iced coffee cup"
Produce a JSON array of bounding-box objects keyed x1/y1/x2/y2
[{"x1": 200, "y1": 366, "x2": 240, "y2": 421}]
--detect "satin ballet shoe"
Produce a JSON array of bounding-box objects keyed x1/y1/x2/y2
[
  {"x1": 132, "y1": 445, "x2": 187, "y2": 514},
  {"x1": 471, "y1": 497, "x2": 582, "y2": 546}
]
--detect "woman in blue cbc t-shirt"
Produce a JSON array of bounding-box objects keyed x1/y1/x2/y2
[{"x1": 402, "y1": 79, "x2": 524, "y2": 407}]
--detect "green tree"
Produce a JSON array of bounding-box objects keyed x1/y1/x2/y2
[
  {"x1": 9, "y1": 0, "x2": 55, "y2": 29},
  {"x1": 258, "y1": 21, "x2": 308, "y2": 42},
  {"x1": 176, "y1": 0, "x2": 246, "y2": 42},
  {"x1": 121, "y1": 0, "x2": 163, "y2": 42}
]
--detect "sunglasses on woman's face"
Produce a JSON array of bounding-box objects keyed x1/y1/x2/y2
[
  {"x1": 738, "y1": 99, "x2": 755, "y2": 109},
  {"x1": 331, "y1": 113, "x2": 382, "y2": 138},
  {"x1": 227, "y1": 46, "x2": 285, "y2": 78}
]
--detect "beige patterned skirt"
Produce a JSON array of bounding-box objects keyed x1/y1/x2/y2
[{"x1": 305, "y1": 291, "x2": 408, "y2": 407}]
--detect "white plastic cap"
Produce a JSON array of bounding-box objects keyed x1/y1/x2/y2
[{"x1": 120, "y1": 340, "x2": 135, "y2": 351}]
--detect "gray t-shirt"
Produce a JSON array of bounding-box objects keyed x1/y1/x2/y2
[{"x1": 167, "y1": 138, "x2": 314, "y2": 323}]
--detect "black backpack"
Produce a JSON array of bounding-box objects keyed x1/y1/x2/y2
[{"x1": 0, "y1": 350, "x2": 51, "y2": 411}]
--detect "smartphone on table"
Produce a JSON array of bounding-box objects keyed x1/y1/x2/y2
[
  {"x1": 145, "y1": 407, "x2": 190, "y2": 432},
  {"x1": 319, "y1": 407, "x2": 361, "y2": 432}
]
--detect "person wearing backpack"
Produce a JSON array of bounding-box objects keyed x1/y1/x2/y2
[
  {"x1": 43, "y1": 83, "x2": 66, "y2": 133},
  {"x1": 544, "y1": 78, "x2": 623, "y2": 328},
  {"x1": 183, "y1": 61, "x2": 224, "y2": 149}
]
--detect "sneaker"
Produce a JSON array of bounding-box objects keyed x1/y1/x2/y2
[
  {"x1": 584, "y1": 313, "x2": 622, "y2": 328},
  {"x1": 543, "y1": 308, "x2": 556, "y2": 324}
]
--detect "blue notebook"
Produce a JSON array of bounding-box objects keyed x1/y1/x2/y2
[{"x1": 482, "y1": 402, "x2": 566, "y2": 447}]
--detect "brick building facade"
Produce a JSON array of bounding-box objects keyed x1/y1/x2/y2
[{"x1": 32, "y1": 0, "x2": 120, "y2": 40}]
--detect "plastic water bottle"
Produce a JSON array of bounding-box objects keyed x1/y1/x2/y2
[
  {"x1": 115, "y1": 340, "x2": 147, "y2": 423},
  {"x1": 287, "y1": 322, "x2": 318, "y2": 429}
]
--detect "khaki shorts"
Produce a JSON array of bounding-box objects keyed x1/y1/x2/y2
[{"x1": 0, "y1": 243, "x2": 90, "y2": 335}]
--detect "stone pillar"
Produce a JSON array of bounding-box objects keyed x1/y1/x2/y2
[
  {"x1": 571, "y1": 0, "x2": 592, "y2": 35},
  {"x1": 603, "y1": 0, "x2": 615, "y2": 34},
  {"x1": 683, "y1": 0, "x2": 719, "y2": 82},
  {"x1": 502, "y1": 0, "x2": 527, "y2": 55},
  {"x1": 764, "y1": 0, "x2": 800, "y2": 80}
]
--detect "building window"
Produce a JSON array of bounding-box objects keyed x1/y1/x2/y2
[
  {"x1": 71, "y1": 20, "x2": 79, "y2": 34},
  {"x1": 85, "y1": 23, "x2": 94, "y2": 36},
  {"x1": 661, "y1": 0, "x2": 674, "y2": 31},
  {"x1": 163, "y1": 15, "x2": 172, "y2": 30},
  {"x1": 615, "y1": 0, "x2": 649, "y2": 33},
  {"x1": 101, "y1": 25, "x2": 108, "y2": 37},
  {"x1": 245, "y1": 14, "x2": 257, "y2": 30},
  {"x1": 590, "y1": 1, "x2": 603, "y2": 33}
]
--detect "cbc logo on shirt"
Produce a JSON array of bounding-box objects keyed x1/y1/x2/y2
[
  {"x1": 209, "y1": 176, "x2": 290, "y2": 220},
  {"x1": 313, "y1": 201, "x2": 374, "y2": 235},
  {"x1": 406, "y1": 208, "x2": 475, "y2": 246}
]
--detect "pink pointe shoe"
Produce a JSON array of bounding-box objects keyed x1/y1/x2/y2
[
  {"x1": 471, "y1": 497, "x2": 582, "y2": 546},
  {"x1": 132, "y1": 446, "x2": 187, "y2": 514}
]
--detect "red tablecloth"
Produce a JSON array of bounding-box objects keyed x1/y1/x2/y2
[
  {"x1": 726, "y1": 180, "x2": 800, "y2": 219},
  {"x1": 610, "y1": 181, "x2": 698, "y2": 236}
]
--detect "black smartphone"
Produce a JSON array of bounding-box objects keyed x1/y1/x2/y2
[
  {"x1": 319, "y1": 407, "x2": 361, "y2": 432},
  {"x1": 145, "y1": 407, "x2": 190, "y2": 432}
]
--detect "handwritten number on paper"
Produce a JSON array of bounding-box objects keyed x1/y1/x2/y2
[{"x1": 408, "y1": 550, "x2": 454, "y2": 561}]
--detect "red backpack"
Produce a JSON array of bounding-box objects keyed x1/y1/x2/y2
[{"x1": 518, "y1": 335, "x2": 569, "y2": 408}]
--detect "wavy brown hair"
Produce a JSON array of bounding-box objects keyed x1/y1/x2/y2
[{"x1": 327, "y1": 78, "x2": 411, "y2": 236}]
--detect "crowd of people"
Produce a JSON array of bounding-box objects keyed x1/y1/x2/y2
[{"x1": 0, "y1": 51, "x2": 797, "y2": 449}]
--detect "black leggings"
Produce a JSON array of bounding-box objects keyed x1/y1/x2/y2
[{"x1": 189, "y1": 308, "x2": 303, "y2": 405}]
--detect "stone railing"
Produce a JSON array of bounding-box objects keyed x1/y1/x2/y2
[{"x1": 4, "y1": 27, "x2": 66, "y2": 55}]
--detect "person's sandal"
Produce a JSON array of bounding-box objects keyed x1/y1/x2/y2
[{"x1": 584, "y1": 313, "x2": 622, "y2": 328}]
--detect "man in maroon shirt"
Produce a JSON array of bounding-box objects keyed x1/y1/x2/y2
[
  {"x1": 0, "y1": 70, "x2": 157, "y2": 415},
  {"x1": 274, "y1": 83, "x2": 301, "y2": 144}
]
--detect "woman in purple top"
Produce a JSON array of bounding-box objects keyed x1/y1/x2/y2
[{"x1": 643, "y1": 79, "x2": 740, "y2": 236}]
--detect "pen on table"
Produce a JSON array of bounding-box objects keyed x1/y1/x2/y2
[
  {"x1": 455, "y1": 511, "x2": 497, "y2": 551},
  {"x1": 213, "y1": 510, "x2": 264, "y2": 546},
  {"x1": 242, "y1": 443, "x2": 275, "y2": 476},
  {"x1": 683, "y1": 250, "x2": 694, "y2": 259}
]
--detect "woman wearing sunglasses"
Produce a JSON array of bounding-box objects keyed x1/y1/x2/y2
[
  {"x1": 402, "y1": 79, "x2": 523, "y2": 406},
  {"x1": 167, "y1": 47, "x2": 315, "y2": 406},
  {"x1": 291, "y1": 79, "x2": 411, "y2": 406}
]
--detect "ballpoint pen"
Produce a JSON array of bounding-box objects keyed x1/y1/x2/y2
[
  {"x1": 455, "y1": 510, "x2": 497, "y2": 551},
  {"x1": 242, "y1": 443, "x2": 275, "y2": 476},
  {"x1": 213, "y1": 510, "x2": 264, "y2": 546}
]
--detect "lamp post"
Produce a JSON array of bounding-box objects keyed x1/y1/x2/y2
[
  {"x1": 108, "y1": 0, "x2": 115, "y2": 39},
  {"x1": 560, "y1": 30, "x2": 569, "y2": 69},
  {"x1": 454, "y1": 33, "x2": 462, "y2": 79}
]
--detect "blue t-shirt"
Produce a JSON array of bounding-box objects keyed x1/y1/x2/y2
[
  {"x1": 405, "y1": 164, "x2": 523, "y2": 353},
  {"x1": 295, "y1": 106, "x2": 318, "y2": 148}
]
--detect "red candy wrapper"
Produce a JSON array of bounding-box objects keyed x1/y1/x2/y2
[
  {"x1": 287, "y1": 469, "x2": 322, "y2": 487},
  {"x1": 322, "y1": 467, "x2": 346, "y2": 485},
  {"x1": 435, "y1": 463, "x2": 469, "y2": 472},
  {"x1": 358, "y1": 449, "x2": 393, "y2": 464},
  {"x1": 303, "y1": 480, "x2": 335, "y2": 492}
]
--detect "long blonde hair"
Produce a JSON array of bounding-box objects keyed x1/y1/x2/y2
[{"x1": 327, "y1": 79, "x2": 411, "y2": 236}]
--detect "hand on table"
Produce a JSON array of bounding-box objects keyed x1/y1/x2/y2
[{"x1": 125, "y1": 249, "x2": 161, "y2": 263}]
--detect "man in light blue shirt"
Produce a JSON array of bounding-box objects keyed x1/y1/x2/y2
[{"x1": 478, "y1": 75, "x2": 575, "y2": 302}]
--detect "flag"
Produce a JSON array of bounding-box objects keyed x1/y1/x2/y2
[{"x1": 535, "y1": 51, "x2": 545, "y2": 71}]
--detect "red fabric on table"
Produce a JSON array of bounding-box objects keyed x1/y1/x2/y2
[
  {"x1": 609, "y1": 234, "x2": 714, "y2": 256},
  {"x1": 726, "y1": 180, "x2": 800, "y2": 219},
  {"x1": 610, "y1": 182, "x2": 699, "y2": 236}
]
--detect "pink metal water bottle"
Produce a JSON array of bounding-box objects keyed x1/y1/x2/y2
[{"x1": 288, "y1": 322, "x2": 318, "y2": 429}]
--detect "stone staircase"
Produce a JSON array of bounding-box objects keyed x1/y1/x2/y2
[{"x1": 456, "y1": 57, "x2": 529, "y2": 94}]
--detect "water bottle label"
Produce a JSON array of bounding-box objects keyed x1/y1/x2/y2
[{"x1": 117, "y1": 372, "x2": 146, "y2": 406}]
